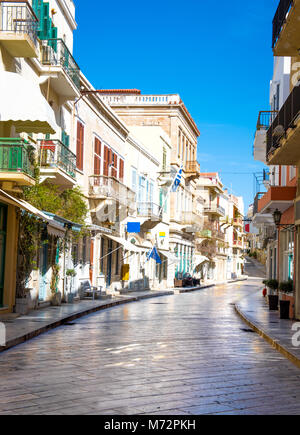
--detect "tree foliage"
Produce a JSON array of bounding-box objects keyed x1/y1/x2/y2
[{"x1": 24, "y1": 183, "x2": 88, "y2": 225}]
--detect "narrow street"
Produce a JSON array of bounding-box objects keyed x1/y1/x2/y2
[{"x1": 1, "y1": 260, "x2": 300, "y2": 415}]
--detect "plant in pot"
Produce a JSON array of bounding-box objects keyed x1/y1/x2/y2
[
  {"x1": 279, "y1": 280, "x2": 294, "y2": 319},
  {"x1": 267, "y1": 279, "x2": 279, "y2": 311},
  {"x1": 50, "y1": 264, "x2": 61, "y2": 306},
  {"x1": 66, "y1": 269, "x2": 76, "y2": 303}
]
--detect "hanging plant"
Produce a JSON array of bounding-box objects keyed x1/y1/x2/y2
[{"x1": 16, "y1": 211, "x2": 41, "y2": 299}]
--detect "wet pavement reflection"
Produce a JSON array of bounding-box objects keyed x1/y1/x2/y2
[{"x1": 0, "y1": 261, "x2": 300, "y2": 415}]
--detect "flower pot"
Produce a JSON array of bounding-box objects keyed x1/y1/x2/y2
[
  {"x1": 268, "y1": 295, "x2": 279, "y2": 311},
  {"x1": 51, "y1": 292, "x2": 62, "y2": 306},
  {"x1": 280, "y1": 300, "x2": 290, "y2": 320},
  {"x1": 67, "y1": 293, "x2": 74, "y2": 304}
]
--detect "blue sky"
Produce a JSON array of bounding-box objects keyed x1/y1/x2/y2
[{"x1": 74, "y1": 0, "x2": 277, "y2": 212}]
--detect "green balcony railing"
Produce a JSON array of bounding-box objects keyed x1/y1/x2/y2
[
  {"x1": 39, "y1": 139, "x2": 76, "y2": 179},
  {"x1": 0, "y1": 138, "x2": 35, "y2": 177},
  {"x1": 40, "y1": 38, "x2": 80, "y2": 90}
]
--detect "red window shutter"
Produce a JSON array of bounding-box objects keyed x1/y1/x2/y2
[
  {"x1": 103, "y1": 145, "x2": 109, "y2": 176},
  {"x1": 119, "y1": 159, "x2": 124, "y2": 182},
  {"x1": 76, "y1": 122, "x2": 84, "y2": 171},
  {"x1": 94, "y1": 138, "x2": 101, "y2": 175},
  {"x1": 95, "y1": 138, "x2": 101, "y2": 156}
]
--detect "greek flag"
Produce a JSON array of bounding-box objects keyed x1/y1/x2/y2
[
  {"x1": 171, "y1": 165, "x2": 183, "y2": 192},
  {"x1": 146, "y1": 246, "x2": 162, "y2": 264}
]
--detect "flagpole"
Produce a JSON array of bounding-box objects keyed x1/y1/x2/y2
[{"x1": 158, "y1": 164, "x2": 183, "y2": 216}]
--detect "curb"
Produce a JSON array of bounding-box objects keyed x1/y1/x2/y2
[{"x1": 234, "y1": 303, "x2": 300, "y2": 369}]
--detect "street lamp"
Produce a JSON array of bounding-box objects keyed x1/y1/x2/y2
[
  {"x1": 273, "y1": 208, "x2": 296, "y2": 232},
  {"x1": 273, "y1": 209, "x2": 282, "y2": 227}
]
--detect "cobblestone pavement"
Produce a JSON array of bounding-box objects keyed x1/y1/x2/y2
[{"x1": 1, "y1": 262, "x2": 300, "y2": 415}]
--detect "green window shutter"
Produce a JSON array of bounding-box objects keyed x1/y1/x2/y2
[
  {"x1": 61, "y1": 131, "x2": 70, "y2": 148},
  {"x1": 50, "y1": 27, "x2": 58, "y2": 51}
]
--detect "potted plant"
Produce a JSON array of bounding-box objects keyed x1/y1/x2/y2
[
  {"x1": 66, "y1": 269, "x2": 76, "y2": 303},
  {"x1": 267, "y1": 279, "x2": 279, "y2": 311},
  {"x1": 279, "y1": 280, "x2": 294, "y2": 319},
  {"x1": 50, "y1": 264, "x2": 62, "y2": 306}
]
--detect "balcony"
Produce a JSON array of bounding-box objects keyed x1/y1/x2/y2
[
  {"x1": 89, "y1": 175, "x2": 136, "y2": 206},
  {"x1": 258, "y1": 186, "x2": 297, "y2": 215},
  {"x1": 0, "y1": 1, "x2": 38, "y2": 57},
  {"x1": 137, "y1": 202, "x2": 162, "y2": 230},
  {"x1": 38, "y1": 139, "x2": 76, "y2": 188},
  {"x1": 40, "y1": 39, "x2": 80, "y2": 100},
  {"x1": 204, "y1": 204, "x2": 225, "y2": 217},
  {"x1": 252, "y1": 192, "x2": 275, "y2": 226},
  {"x1": 266, "y1": 85, "x2": 300, "y2": 165},
  {"x1": 253, "y1": 111, "x2": 278, "y2": 164},
  {"x1": 181, "y1": 211, "x2": 203, "y2": 233},
  {"x1": 185, "y1": 160, "x2": 200, "y2": 180},
  {"x1": 0, "y1": 138, "x2": 35, "y2": 188},
  {"x1": 272, "y1": 0, "x2": 300, "y2": 56},
  {"x1": 233, "y1": 217, "x2": 243, "y2": 228},
  {"x1": 233, "y1": 240, "x2": 243, "y2": 249}
]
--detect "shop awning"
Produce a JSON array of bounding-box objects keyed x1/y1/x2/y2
[
  {"x1": 159, "y1": 250, "x2": 180, "y2": 265},
  {"x1": 193, "y1": 255, "x2": 209, "y2": 268},
  {"x1": 105, "y1": 234, "x2": 144, "y2": 253},
  {"x1": 0, "y1": 189, "x2": 66, "y2": 237},
  {"x1": 0, "y1": 71, "x2": 58, "y2": 134}
]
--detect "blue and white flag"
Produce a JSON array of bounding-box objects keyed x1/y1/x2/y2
[
  {"x1": 146, "y1": 246, "x2": 162, "y2": 264},
  {"x1": 171, "y1": 165, "x2": 183, "y2": 192}
]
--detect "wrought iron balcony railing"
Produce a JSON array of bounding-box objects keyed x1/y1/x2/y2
[
  {"x1": 272, "y1": 0, "x2": 293, "y2": 48},
  {"x1": 137, "y1": 202, "x2": 162, "y2": 219},
  {"x1": 0, "y1": 1, "x2": 38, "y2": 45},
  {"x1": 0, "y1": 138, "x2": 34, "y2": 177},
  {"x1": 266, "y1": 84, "x2": 300, "y2": 160},
  {"x1": 256, "y1": 111, "x2": 278, "y2": 130},
  {"x1": 233, "y1": 240, "x2": 243, "y2": 248},
  {"x1": 204, "y1": 205, "x2": 226, "y2": 217},
  {"x1": 89, "y1": 175, "x2": 136, "y2": 205},
  {"x1": 39, "y1": 139, "x2": 76, "y2": 179},
  {"x1": 40, "y1": 38, "x2": 80, "y2": 90}
]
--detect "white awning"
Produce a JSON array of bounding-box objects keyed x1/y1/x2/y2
[
  {"x1": 159, "y1": 250, "x2": 180, "y2": 265},
  {"x1": 193, "y1": 255, "x2": 209, "y2": 267},
  {"x1": 0, "y1": 71, "x2": 58, "y2": 134},
  {"x1": 104, "y1": 234, "x2": 144, "y2": 253},
  {"x1": 0, "y1": 189, "x2": 65, "y2": 237}
]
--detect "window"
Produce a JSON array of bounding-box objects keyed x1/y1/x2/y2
[
  {"x1": 111, "y1": 151, "x2": 118, "y2": 178},
  {"x1": 178, "y1": 130, "x2": 181, "y2": 157},
  {"x1": 76, "y1": 121, "x2": 84, "y2": 171},
  {"x1": 94, "y1": 137, "x2": 102, "y2": 175},
  {"x1": 290, "y1": 166, "x2": 296, "y2": 181},
  {"x1": 132, "y1": 168, "x2": 137, "y2": 193},
  {"x1": 281, "y1": 166, "x2": 287, "y2": 186}
]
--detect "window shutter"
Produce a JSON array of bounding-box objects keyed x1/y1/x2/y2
[
  {"x1": 119, "y1": 159, "x2": 124, "y2": 182},
  {"x1": 103, "y1": 146, "x2": 109, "y2": 176},
  {"x1": 76, "y1": 121, "x2": 84, "y2": 171}
]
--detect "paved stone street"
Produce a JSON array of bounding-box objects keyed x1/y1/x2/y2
[{"x1": 1, "y1": 260, "x2": 300, "y2": 415}]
